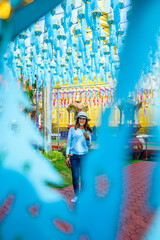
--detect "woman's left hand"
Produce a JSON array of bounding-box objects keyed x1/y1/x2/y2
[{"x1": 84, "y1": 131, "x2": 90, "y2": 140}]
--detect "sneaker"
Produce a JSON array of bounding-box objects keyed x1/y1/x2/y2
[{"x1": 71, "y1": 196, "x2": 78, "y2": 203}]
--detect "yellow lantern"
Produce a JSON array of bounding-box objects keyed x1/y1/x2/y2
[{"x1": 0, "y1": 0, "x2": 11, "y2": 19}]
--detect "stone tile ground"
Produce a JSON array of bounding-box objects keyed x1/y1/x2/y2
[{"x1": 57, "y1": 161, "x2": 156, "y2": 239}]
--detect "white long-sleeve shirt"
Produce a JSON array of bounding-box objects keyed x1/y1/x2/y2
[{"x1": 66, "y1": 127, "x2": 92, "y2": 155}]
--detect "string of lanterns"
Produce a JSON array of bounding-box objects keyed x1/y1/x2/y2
[
  {"x1": 134, "y1": 89, "x2": 158, "y2": 105},
  {"x1": 3, "y1": 0, "x2": 126, "y2": 90},
  {"x1": 52, "y1": 86, "x2": 114, "y2": 108}
]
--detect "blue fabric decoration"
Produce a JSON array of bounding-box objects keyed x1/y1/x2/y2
[
  {"x1": 110, "y1": 46, "x2": 115, "y2": 64},
  {"x1": 94, "y1": 52, "x2": 100, "y2": 74},
  {"x1": 110, "y1": 24, "x2": 117, "y2": 46},
  {"x1": 19, "y1": 38, "x2": 26, "y2": 58},
  {"x1": 85, "y1": 73, "x2": 89, "y2": 84},
  {"x1": 29, "y1": 24, "x2": 35, "y2": 46},
  {"x1": 51, "y1": 72, "x2": 55, "y2": 86},
  {"x1": 100, "y1": 66, "x2": 104, "y2": 81},
  {"x1": 91, "y1": 56, "x2": 94, "y2": 72},
  {"x1": 77, "y1": 34, "x2": 84, "y2": 53},
  {"x1": 85, "y1": 2, "x2": 93, "y2": 28},
  {"x1": 91, "y1": 0, "x2": 98, "y2": 10},
  {"x1": 92, "y1": 17, "x2": 101, "y2": 53},
  {"x1": 89, "y1": 67, "x2": 92, "y2": 80},
  {"x1": 47, "y1": 43, "x2": 52, "y2": 60},
  {"x1": 72, "y1": 46, "x2": 76, "y2": 65},
  {"x1": 113, "y1": 0, "x2": 120, "y2": 29},
  {"x1": 66, "y1": 0, "x2": 71, "y2": 17},
  {"x1": 59, "y1": 40, "x2": 64, "y2": 57},
  {"x1": 45, "y1": 12, "x2": 52, "y2": 30},
  {"x1": 100, "y1": 40, "x2": 104, "y2": 57},
  {"x1": 117, "y1": 35, "x2": 123, "y2": 54},
  {"x1": 105, "y1": 55, "x2": 109, "y2": 72},
  {"x1": 14, "y1": 36, "x2": 19, "y2": 48},
  {"x1": 35, "y1": 35, "x2": 41, "y2": 56},
  {"x1": 91, "y1": 71, "x2": 94, "y2": 82},
  {"x1": 81, "y1": 18, "x2": 87, "y2": 44},
  {"x1": 6, "y1": 42, "x2": 14, "y2": 70},
  {"x1": 111, "y1": 63, "x2": 115, "y2": 80},
  {"x1": 105, "y1": 70, "x2": 108, "y2": 82},
  {"x1": 22, "y1": 63, "x2": 27, "y2": 83}
]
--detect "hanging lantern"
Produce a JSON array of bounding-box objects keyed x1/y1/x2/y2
[
  {"x1": 84, "y1": 35, "x2": 90, "y2": 62},
  {"x1": 25, "y1": 48, "x2": 28, "y2": 56},
  {"x1": 119, "y1": 0, "x2": 124, "y2": 9},
  {"x1": 100, "y1": 30, "x2": 106, "y2": 41},
  {"x1": 66, "y1": 46, "x2": 72, "y2": 56},
  {"x1": 90, "y1": 51, "x2": 95, "y2": 73},
  {"x1": 74, "y1": 23, "x2": 84, "y2": 53},
  {"x1": 51, "y1": 9, "x2": 56, "y2": 16},
  {"x1": 61, "y1": 0, "x2": 75, "y2": 10},
  {"x1": 100, "y1": 59, "x2": 104, "y2": 67},
  {"x1": 29, "y1": 48, "x2": 33, "y2": 61},
  {"x1": 43, "y1": 32, "x2": 50, "y2": 44},
  {"x1": 34, "y1": 22, "x2": 42, "y2": 36},
  {"x1": 104, "y1": 45, "x2": 110, "y2": 55},
  {"x1": 117, "y1": 24, "x2": 124, "y2": 36},
  {"x1": 92, "y1": 6, "x2": 101, "y2": 54},
  {"x1": 44, "y1": 31, "x2": 52, "y2": 59},
  {"x1": 110, "y1": 24, "x2": 117, "y2": 46},
  {"x1": 42, "y1": 42, "x2": 48, "y2": 54},
  {"x1": 60, "y1": 59, "x2": 66, "y2": 84},
  {"x1": 87, "y1": 59, "x2": 91, "y2": 69},
  {"x1": 78, "y1": 5, "x2": 86, "y2": 44},
  {"x1": 52, "y1": 16, "x2": 60, "y2": 50},
  {"x1": 92, "y1": 6, "x2": 102, "y2": 18},
  {"x1": 100, "y1": 29, "x2": 106, "y2": 57},
  {"x1": 65, "y1": 55, "x2": 69, "y2": 63},
  {"x1": 18, "y1": 31, "x2": 27, "y2": 60},
  {"x1": 72, "y1": 37, "x2": 77, "y2": 65},
  {"x1": 34, "y1": 23, "x2": 42, "y2": 55},
  {"x1": 85, "y1": 35, "x2": 90, "y2": 45},
  {"x1": 73, "y1": 36, "x2": 77, "y2": 47},
  {"x1": 50, "y1": 59, "x2": 56, "y2": 69},
  {"x1": 106, "y1": 37, "x2": 111, "y2": 47},
  {"x1": 74, "y1": 22, "x2": 81, "y2": 35},
  {"x1": 26, "y1": 58, "x2": 32, "y2": 88},
  {"x1": 114, "y1": 54, "x2": 119, "y2": 63},
  {"x1": 52, "y1": 16, "x2": 60, "y2": 30},
  {"x1": 78, "y1": 5, "x2": 85, "y2": 20},
  {"x1": 16, "y1": 58, "x2": 22, "y2": 80},
  {"x1": 26, "y1": 58, "x2": 32, "y2": 68},
  {"x1": 75, "y1": 61, "x2": 80, "y2": 83},
  {"x1": 16, "y1": 58, "x2": 22, "y2": 68},
  {"x1": 78, "y1": 52, "x2": 82, "y2": 59},
  {"x1": 40, "y1": 63, "x2": 44, "y2": 70},
  {"x1": 14, "y1": 50, "x2": 19, "y2": 60},
  {"x1": 19, "y1": 31, "x2": 28, "y2": 40},
  {"x1": 60, "y1": 59, "x2": 66, "y2": 68},
  {"x1": 57, "y1": 28, "x2": 66, "y2": 57},
  {"x1": 107, "y1": 11, "x2": 114, "y2": 25}
]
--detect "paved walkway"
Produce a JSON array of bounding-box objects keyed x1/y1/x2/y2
[{"x1": 57, "y1": 161, "x2": 156, "y2": 239}]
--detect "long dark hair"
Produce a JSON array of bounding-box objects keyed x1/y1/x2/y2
[{"x1": 75, "y1": 117, "x2": 92, "y2": 133}]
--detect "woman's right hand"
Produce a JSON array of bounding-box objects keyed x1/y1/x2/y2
[{"x1": 65, "y1": 157, "x2": 71, "y2": 168}]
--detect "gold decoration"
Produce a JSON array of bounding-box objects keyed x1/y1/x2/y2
[{"x1": 67, "y1": 100, "x2": 88, "y2": 113}]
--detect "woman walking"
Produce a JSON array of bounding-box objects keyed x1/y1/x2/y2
[{"x1": 65, "y1": 111, "x2": 92, "y2": 203}]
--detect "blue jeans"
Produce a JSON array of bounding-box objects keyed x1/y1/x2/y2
[{"x1": 70, "y1": 154, "x2": 86, "y2": 196}]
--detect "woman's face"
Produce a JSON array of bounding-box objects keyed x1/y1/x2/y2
[{"x1": 78, "y1": 117, "x2": 86, "y2": 127}]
